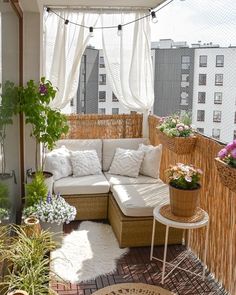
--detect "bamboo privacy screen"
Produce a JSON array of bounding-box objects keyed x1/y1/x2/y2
[
  {"x1": 149, "y1": 115, "x2": 236, "y2": 294},
  {"x1": 65, "y1": 114, "x2": 143, "y2": 139}
]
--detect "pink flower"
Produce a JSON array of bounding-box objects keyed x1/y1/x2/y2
[
  {"x1": 226, "y1": 142, "x2": 234, "y2": 151},
  {"x1": 218, "y1": 148, "x2": 228, "y2": 159},
  {"x1": 231, "y1": 148, "x2": 236, "y2": 159},
  {"x1": 177, "y1": 126, "x2": 184, "y2": 131}
]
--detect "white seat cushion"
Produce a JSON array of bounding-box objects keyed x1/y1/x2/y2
[
  {"x1": 54, "y1": 174, "x2": 110, "y2": 195},
  {"x1": 111, "y1": 182, "x2": 169, "y2": 217},
  {"x1": 102, "y1": 138, "x2": 149, "y2": 171},
  {"x1": 55, "y1": 139, "x2": 103, "y2": 164},
  {"x1": 104, "y1": 172, "x2": 160, "y2": 186}
]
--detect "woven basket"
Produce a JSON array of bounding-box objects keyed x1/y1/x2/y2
[
  {"x1": 169, "y1": 184, "x2": 200, "y2": 217},
  {"x1": 214, "y1": 158, "x2": 236, "y2": 193},
  {"x1": 156, "y1": 129, "x2": 197, "y2": 155}
]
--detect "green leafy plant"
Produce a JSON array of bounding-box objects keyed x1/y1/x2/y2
[
  {"x1": 0, "y1": 182, "x2": 10, "y2": 220},
  {"x1": 18, "y1": 77, "x2": 69, "y2": 171},
  {"x1": 0, "y1": 225, "x2": 58, "y2": 294},
  {"x1": 158, "y1": 112, "x2": 194, "y2": 138},
  {"x1": 165, "y1": 163, "x2": 203, "y2": 190},
  {"x1": 0, "y1": 81, "x2": 18, "y2": 175},
  {"x1": 25, "y1": 171, "x2": 48, "y2": 207}
]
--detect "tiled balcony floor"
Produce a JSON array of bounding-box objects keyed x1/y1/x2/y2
[{"x1": 52, "y1": 221, "x2": 228, "y2": 295}]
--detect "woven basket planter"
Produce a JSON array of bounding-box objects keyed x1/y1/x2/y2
[
  {"x1": 214, "y1": 158, "x2": 236, "y2": 192},
  {"x1": 169, "y1": 184, "x2": 201, "y2": 217},
  {"x1": 156, "y1": 129, "x2": 197, "y2": 155}
]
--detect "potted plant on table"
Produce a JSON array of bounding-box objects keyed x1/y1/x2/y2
[
  {"x1": 18, "y1": 77, "x2": 69, "y2": 192},
  {"x1": 215, "y1": 140, "x2": 236, "y2": 192},
  {"x1": 165, "y1": 163, "x2": 203, "y2": 217},
  {"x1": 157, "y1": 113, "x2": 196, "y2": 154}
]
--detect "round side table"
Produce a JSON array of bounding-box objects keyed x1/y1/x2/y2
[{"x1": 150, "y1": 205, "x2": 209, "y2": 284}]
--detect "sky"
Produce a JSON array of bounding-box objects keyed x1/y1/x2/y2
[{"x1": 90, "y1": 0, "x2": 236, "y2": 48}]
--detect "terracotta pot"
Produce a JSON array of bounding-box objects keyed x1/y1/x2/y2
[
  {"x1": 24, "y1": 216, "x2": 41, "y2": 237},
  {"x1": 169, "y1": 184, "x2": 201, "y2": 217},
  {"x1": 7, "y1": 290, "x2": 29, "y2": 295}
]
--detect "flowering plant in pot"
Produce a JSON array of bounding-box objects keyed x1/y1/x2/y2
[
  {"x1": 215, "y1": 139, "x2": 236, "y2": 192},
  {"x1": 157, "y1": 113, "x2": 196, "y2": 154},
  {"x1": 18, "y1": 77, "x2": 69, "y2": 192},
  {"x1": 165, "y1": 163, "x2": 203, "y2": 217}
]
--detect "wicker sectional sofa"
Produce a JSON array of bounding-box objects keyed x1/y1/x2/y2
[{"x1": 50, "y1": 138, "x2": 182, "y2": 247}]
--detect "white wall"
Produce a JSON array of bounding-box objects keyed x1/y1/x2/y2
[{"x1": 192, "y1": 47, "x2": 236, "y2": 143}]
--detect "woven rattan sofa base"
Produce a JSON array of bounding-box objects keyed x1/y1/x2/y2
[
  {"x1": 63, "y1": 193, "x2": 109, "y2": 220},
  {"x1": 108, "y1": 194, "x2": 182, "y2": 248}
]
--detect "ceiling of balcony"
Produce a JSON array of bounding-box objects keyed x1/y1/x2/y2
[{"x1": 19, "y1": 0, "x2": 167, "y2": 12}]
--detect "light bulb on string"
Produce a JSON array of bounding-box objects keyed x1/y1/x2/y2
[
  {"x1": 89, "y1": 27, "x2": 94, "y2": 37},
  {"x1": 117, "y1": 24, "x2": 122, "y2": 37},
  {"x1": 151, "y1": 11, "x2": 158, "y2": 24}
]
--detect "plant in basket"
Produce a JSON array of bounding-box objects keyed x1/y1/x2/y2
[
  {"x1": 165, "y1": 163, "x2": 203, "y2": 217},
  {"x1": 157, "y1": 113, "x2": 197, "y2": 154},
  {"x1": 215, "y1": 139, "x2": 236, "y2": 192}
]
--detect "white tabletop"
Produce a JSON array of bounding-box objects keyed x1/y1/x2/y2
[{"x1": 153, "y1": 205, "x2": 209, "y2": 230}]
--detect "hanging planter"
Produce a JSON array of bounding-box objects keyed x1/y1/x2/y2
[
  {"x1": 156, "y1": 129, "x2": 197, "y2": 155},
  {"x1": 215, "y1": 158, "x2": 236, "y2": 193}
]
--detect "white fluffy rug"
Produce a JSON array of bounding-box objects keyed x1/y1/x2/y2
[{"x1": 51, "y1": 221, "x2": 128, "y2": 283}]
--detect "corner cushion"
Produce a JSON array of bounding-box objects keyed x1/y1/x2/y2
[
  {"x1": 104, "y1": 172, "x2": 160, "y2": 186},
  {"x1": 111, "y1": 182, "x2": 169, "y2": 217},
  {"x1": 54, "y1": 174, "x2": 110, "y2": 195}
]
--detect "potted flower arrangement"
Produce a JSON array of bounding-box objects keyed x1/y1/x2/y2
[
  {"x1": 23, "y1": 193, "x2": 76, "y2": 243},
  {"x1": 215, "y1": 140, "x2": 236, "y2": 192},
  {"x1": 18, "y1": 77, "x2": 69, "y2": 192},
  {"x1": 165, "y1": 163, "x2": 203, "y2": 217},
  {"x1": 157, "y1": 113, "x2": 197, "y2": 154}
]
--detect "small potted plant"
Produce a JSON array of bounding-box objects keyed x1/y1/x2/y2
[
  {"x1": 18, "y1": 77, "x2": 69, "y2": 192},
  {"x1": 215, "y1": 140, "x2": 236, "y2": 192},
  {"x1": 165, "y1": 163, "x2": 203, "y2": 217},
  {"x1": 157, "y1": 113, "x2": 197, "y2": 154},
  {"x1": 23, "y1": 193, "x2": 76, "y2": 244}
]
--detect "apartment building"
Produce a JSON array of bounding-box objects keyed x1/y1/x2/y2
[{"x1": 192, "y1": 47, "x2": 236, "y2": 143}]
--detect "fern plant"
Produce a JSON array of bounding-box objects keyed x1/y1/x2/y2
[{"x1": 25, "y1": 171, "x2": 48, "y2": 207}]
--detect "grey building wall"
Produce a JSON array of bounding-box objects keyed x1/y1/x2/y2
[
  {"x1": 153, "y1": 48, "x2": 195, "y2": 117},
  {"x1": 77, "y1": 47, "x2": 99, "y2": 114}
]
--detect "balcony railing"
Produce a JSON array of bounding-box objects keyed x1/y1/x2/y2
[{"x1": 65, "y1": 114, "x2": 235, "y2": 294}]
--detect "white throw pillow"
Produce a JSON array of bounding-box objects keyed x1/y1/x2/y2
[
  {"x1": 44, "y1": 146, "x2": 72, "y2": 181},
  {"x1": 138, "y1": 143, "x2": 162, "y2": 179},
  {"x1": 70, "y1": 150, "x2": 102, "y2": 177},
  {"x1": 109, "y1": 148, "x2": 144, "y2": 178}
]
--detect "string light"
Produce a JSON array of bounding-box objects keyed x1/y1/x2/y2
[
  {"x1": 117, "y1": 24, "x2": 122, "y2": 36},
  {"x1": 45, "y1": 0, "x2": 175, "y2": 32}
]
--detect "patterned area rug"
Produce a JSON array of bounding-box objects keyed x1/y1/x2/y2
[
  {"x1": 51, "y1": 221, "x2": 128, "y2": 283},
  {"x1": 92, "y1": 283, "x2": 175, "y2": 295}
]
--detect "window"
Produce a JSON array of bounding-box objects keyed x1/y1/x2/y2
[
  {"x1": 180, "y1": 92, "x2": 189, "y2": 105},
  {"x1": 214, "y1": 92, "x2": 222, "y2": 104},
  {"x1": 234, "y1": 130, "x2": 236, "y2": 140},
  {"x1": 215, "y1": 74, "x2": 223, "y2": 86},
  {"x1": 99, "y1": 74, "x2": 106, "y2": 85},
  {"x1": 181, "y1": 55, "x2": 190, "y2": 70},
  {"x1": 198, "y1": 92, "x2": 206, "y2": 103},
  {"x1": 98, "y1": 108, "x2": 106, "y2": 114},
  {"x1": 199, "y1": 74, "x2": 206, "y2": 85},
  {"x1": 112, "y1": 92, "x2": 119, "y2": 102},
  {"x1": 213, "y1": 110, "x2": 222, "y2": 122},
  {"x1": 112, "y1": 108, "x2": 119, "y2": 114},
  {"x1": 197, "y1": 110, "x2": 205, "y2": 122},
  {"x1": 216, "y1": 55, "x2": 224, "y2": 67},
  {"x1": 181, "y1": 74, "x2": 189, "y2": 82},
  {"x1": 70, "y1": 98, "x2": 74, "y2": 106},
  {"x1": 99, "y1": 91, "x2": 106, "y2": 102},
  {"x1": 99, "y1": 56, "x2": 105, "y2": 68},
  {"x1": 197, "y1": 128, "x2": 204, "y2": 133},
  {"x1": 199, "y1": 55, "x2": 207, "y2": 67},
  {"x1": 212, "y1": 128, "x2": 220, "y2": 140}
]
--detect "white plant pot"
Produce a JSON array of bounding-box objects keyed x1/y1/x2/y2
[{"x1": 40, "y1": 221, "x2": 63, "y2": 246}]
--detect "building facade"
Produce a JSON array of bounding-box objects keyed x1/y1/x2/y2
[{"x1": 192, "y1": 47, "x2": 236, "y2": 143}]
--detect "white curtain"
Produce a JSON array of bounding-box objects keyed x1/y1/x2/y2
[
  {"x1": 101, "y1": 12, "x2": 154, "y2": 136},
  {"x1": 43, "y1": 10, "x2": 100, "y2": 109}
]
